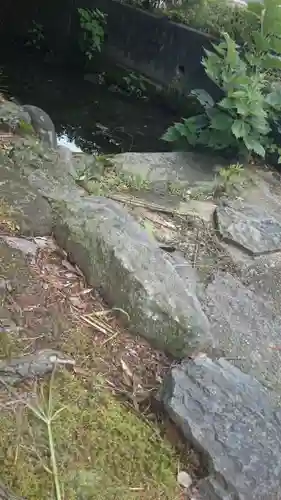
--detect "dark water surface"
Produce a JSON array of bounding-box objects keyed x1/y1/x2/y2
[{"x1": 1, "y1": 53, "x2": 178, "y2": 155}]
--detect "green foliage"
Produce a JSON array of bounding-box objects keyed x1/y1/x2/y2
[
  {"x1": 122, "y1": 72, "x2": 148, "y2": 99},
  {"x1": 26, "y1": 20, "x2": 44, "y2": 50},
  {"x1": 164, "y1": 0, "x2": 254, "y2": 40},
  {"x1": 18, "y1": 119, "x2": 35, "y2": 136},
  {"x1": 213, "y1": 163, "x2": 248, "y2": 195},
  {"x1": 163, "y1": 14, "x2": 281, "y2": 161},
  {"x1": 78, "y1": 8, "x2": 107, "y2": 59},
  {"x1": 241, "y1": 0, "x2": 281, "y2": 75},
  {"x1": 76, "y1": 160, "x2": 150, "y2": 195}
]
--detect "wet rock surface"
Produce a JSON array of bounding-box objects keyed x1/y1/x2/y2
[{"x1": 161, "y1": 354, "x2": 281, "y2": 500}]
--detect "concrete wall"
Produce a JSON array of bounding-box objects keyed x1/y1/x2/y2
[
  {"x1": 84, "y1": 0, "x2": 218, "y2": 93},
  {"x1": 0, "y1": 0, "x2": 219, "y2": 95}
]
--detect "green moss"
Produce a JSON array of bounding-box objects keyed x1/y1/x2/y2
[
  {"x1": 18, "y1": 119, "x2": 35, "y2": 136},
  {"x1": 0, "y1": 370, "x2": 179, "y2": 499}
]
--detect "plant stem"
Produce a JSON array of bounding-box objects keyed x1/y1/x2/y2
[{"x1": 47, "y1": 419, "x2": 62, "y2": 500}]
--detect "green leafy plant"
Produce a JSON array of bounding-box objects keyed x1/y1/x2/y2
[
  {"x1": 26, "y1": 20, "x2": 44, "y2": 50},
  {"x1": 184, "y1": 163, "x2": 252, "y2": 200},
  {"x1": 164, "y1": 0, "x2": 251, "y2": 38},
  {"x1": 78, "y1": 8, "x2": 107, "y2": 59},
  {"x1": 122, "y1": 72, "x2": 147, "y2": 98},
  {"x1": 213, "y1": 163, "x2": 248, "y2": 195},
  {"x1": 163, "y1": 22, "x2": 281, "y2": 161},
  {"x1": 241, "y1": 0, "x2": 281, "y2": 72},
  {"x1": 156, "y1": 0, "x2": 261, "y2": 42}
]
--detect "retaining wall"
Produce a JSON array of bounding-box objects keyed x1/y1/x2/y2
[{"x1": 0, "y1": 0, "x2": 219, "y2": 94}]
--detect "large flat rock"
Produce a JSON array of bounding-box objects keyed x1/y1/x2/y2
[
  {"x1": 161, "y1": 354, "x2": 281, "y2": 500},
  {"x1": 201, "y1": 272, "x2": 281, "y2": 397},
  {"x1": 241, "y1": 253, "x2": 281, "y2": 315},
  {"x1": 215, "y1": 200, "x2": 281, "y2": 255},
  {"x1": 52, "y1": 195, "x2": 212, "y2": 357},
  {"x1": 112, "y1": 151, "x2": 224, "y2": 187}
]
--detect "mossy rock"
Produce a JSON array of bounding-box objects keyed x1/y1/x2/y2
[
  {"x1": 0, "y1": 156, "x2": 52, "y2": 236},
  {"x1": 0, "y1": 101, "x2": 34, "y2": 134}
]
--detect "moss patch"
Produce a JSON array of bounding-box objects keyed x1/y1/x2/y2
[{"x1": 0, "y1": 370, "x2": 179, "y2": 500}]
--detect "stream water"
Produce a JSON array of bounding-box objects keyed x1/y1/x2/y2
[{"x1": 1, "y1": 53, "x2": 178, "y2": 155}]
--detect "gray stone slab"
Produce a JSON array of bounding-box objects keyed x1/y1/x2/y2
[
  {"x1": 215, "y1": 200, "x2": 281, "y2": 255},
  {"x1": 161, "y1": 354, "x2": 281, "y2": 500},
  {"x1": 164, "y1": 251, "x2": 203, "y2": 297},
  {"x1": 112, "y1": 152, "x2": 224, "y2": 187},
  {"x1": 53, "y1": 195, "x2": 212, "y2": 358},
  {"x1": 201, "y1": 272, "x2": 281, "y2": 397},
  {"x1": 241, "y1": 252, "x2": 281, "y2": 315}
]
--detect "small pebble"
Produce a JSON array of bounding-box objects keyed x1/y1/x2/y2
[{"x1": 177, "y1": 470, "x2": 193, "y2": 489}]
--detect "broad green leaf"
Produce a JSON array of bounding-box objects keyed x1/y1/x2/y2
[
  {"x1": 219, "y1": 97, "x2": 236, "y2": 110},
  {"x1": 263, "y1": 7, "x2": 281, "y2": 37},
  {"x1": 235, "y1": 101, "x2": 249, "y2": 116},
  {"x1": 162, "y1": 126, "x2": 181, "y2": 142},
  {"x1": 252, "y1": 31, "x2": 271, "y2": 52},
  {"x1": 246, "y1": 1, "x2": 264, "y2": 16},
  {"x1": 231, "y1": 120, "x2": 250, "y2": 138},
  {"x1": 246, "y1": 116, "x2": 271, "y2": 134},
  {"x1": 244, "y1": 137, "x2": 266, "y2": 157},
  {"x1": 268, "y1": 34, "x2": 281, "y2": 54},
  {"x1": 229, "y1": 90, "x2": 247, "y2": 99},
  {"x1": 202, "y1": 53, "x2": 223, "y2": 85},
  {"x1": 212, "y1": 43, "x2": 227, "y2": 57},
  {"x1": 190, "y1": 89, "x2": 214, "y2": 109},
  {"x1": 207, "y1": 129, "x2": 235, "y2": 149},
  {"x1": 262, "y1": 53, "x2": 281, "y2": 71},
  {"x1": 173, "y1": 122, "x2": 190, "y2": 137},
  {"x1": 265, "y1": 87, "x2": 281, "y2": 107},
  {"x1": 223, "y1": 32, "x2": 240, "y2": 66},
  {"x1": 210, "y1": 111, "x2": 233, "y2": 131},
  {"x1": 183, "y1": 115, "x2": 209, "y2": 130},
  {"x1": 227, "y1": 74, "x2": 249, "y2": 89}
]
